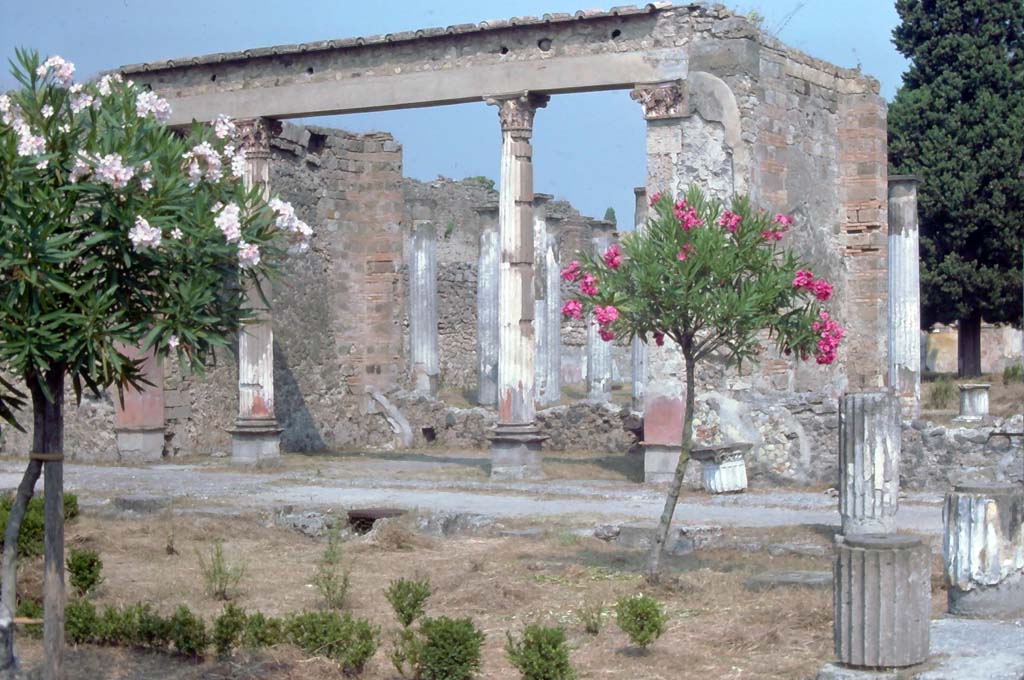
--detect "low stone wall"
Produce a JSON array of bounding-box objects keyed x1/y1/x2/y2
[{"x1": 901, "y1": 414, "x2": 1024, "y2": 490}]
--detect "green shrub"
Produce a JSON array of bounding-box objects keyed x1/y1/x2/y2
[
  {"x1": 0, "y1": 492, "x2": 79, "y2": 558},
  {"x1": 1003, "y1": 363, "x2": 1023, "y2": 385},
  {"x1": 169, "y1": 605, "x2": 208, "y2": 658},
  {"x1": 66, "y1": 547, "x2": 104, "y2": 596},
  {"x1": 212, "y1": 603, "x2": 247, "y2": 656},
  {"x1": 241, "y1": 611, "x2": 285, "y2": 649},
  {"x1": 385, "y1": 577, "x2": 431, "y2": 628},
  {"x1": 389, "y1": 627, "x2": 423, "y2": 677},
  {"x1": 506, "y1": 625, "x2": 575, "y2": 680},
  {"x1": 417, "y1": 616, "x2": 485, "y2": 680},
  {"x1": 615, "y1": 595, "x2": 665, "y2": 649},
  {"x1": 15, "y1": 599, "x2": 42, "y2": 638},
  {"x1": 575, "y1": 600, "x2": 604, "y2": 636},
  {"x1": 96, "y1": 605, "x2": 127, "y2": 645},
  {"x1": 197, "y1": 540, "x2": 245, "y2": 600},
  {"x1": 286, "y1": 611, "x2": 378, "y2": 675},
  {"x1": 65, "y1": 598, "x2": 98, "y2": 645},
  {"x1": 313, "y1": 527, "x2": 349, "y2": 610},
  {"x1": 925, "y1": 378, "x2": 957, "y2": 409}
]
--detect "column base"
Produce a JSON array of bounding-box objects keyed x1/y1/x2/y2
[
  {"x1": 115, "y1": 427, "x2": 165, "y2": 463},
  {"x1": 948, "y1": 572, "x2": 1024, "y2": 619},
  {"x1": 489, "y1": 424, "x2": 545, "y2": 480},
  {"x1": 413, "y1": 370, "x2": 439, "y2": 397},
  {"x1": 644, "y1": 444, "x2": 681, "y2": 484},
  {"x1": 841, "y1": 516, "x2": 896, "y2": 535},
  {"x1": 230, "y1": 420, "x2": 282, "y2": 465}
]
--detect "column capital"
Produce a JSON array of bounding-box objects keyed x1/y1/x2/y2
[
  {"x1": 630, "y1": 80, "x2": 687, "y2": 120},
  {"x1": 485, "y1": 92, "x2": 550, "y2": 133},
  {"x1": 236, "y1": 117, "x2": 282, "y2": 157}
]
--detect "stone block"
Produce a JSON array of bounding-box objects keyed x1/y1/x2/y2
[{"x1": 115, "y1": 428, "x2": 165, "y2": 463}]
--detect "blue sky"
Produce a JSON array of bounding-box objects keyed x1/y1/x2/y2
[{"x1": 1, "y1": 0, "x2": 907, "y2": 227}]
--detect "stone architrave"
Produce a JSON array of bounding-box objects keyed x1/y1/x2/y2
[
  {"x1": 409, "y1": 205, "x2": 439, "y2": 395},
  {"x1": 474, "y1": 202, "x2": 500, "y2": 407},
  {"x1": 838, "y1": 392, "x2": 900, "y2": 535},
  {"x1": 230, "y1": 117, "x2": 283, "y2": 464},
  {"x1": 532, "y1": 193, "x2": 557, "y2": 406},
  {"x1": 485, "y1": 92, "x2": 549, "y2": 479},
  {"x1": 957, "y1": 384, "x2": 990, "y2": 421},
  {"x1": 887, "y1": 176, "x2": 922, "y2": 418},
  {"x1": 943, "y1": 482, "x2": 1024, "y2": 618},
  {"x1": 113, "y1": 344, "x2": 165, "y2": 462},
  {"x1": 587, "y1": 233, "x2": 613, "y2": 402},
  {"x1": 833, "y1": 534, "x2": 931, "y2": 669},
  {"x1": 631, "y1": 186, "x2": 648, "y2": 412}
]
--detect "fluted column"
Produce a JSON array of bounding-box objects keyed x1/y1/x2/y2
[
  {"x1": 943, "y1": 482, "x2": 1024, "y2": 618},
  {"x1": 409, "y1": 201, "x2": 439, "y2": 396},
  {"x1": 485, "y1": 92, "x2": 548, "y2": 479},
  {"x1": 544, "y1": 213, "x2": 562, "y2": 406},
  {"x1": 839, "y1": 392, "x2": 901, "y2": 534},
  {"x1": 887, "y1": 176, "x2": 921, "y2": 418},
  {"x1": 232, "y1": 117, "x2": 282, "y2": 463},
  {"x1": 475, "y1": 202, "x2": 499, "y2": 407},
  {"x1": 533, "y1": 193, "x2": 557, "y2": 406},
  {"x1": 113, "y1": 344, "x2": 165, "y2": 462},
  {"x1": 587, "y1": 234, "x2": 613, "y2": 402},
  {"x1": 631, "y1": 187, "x2": 648, "y2": 411}
]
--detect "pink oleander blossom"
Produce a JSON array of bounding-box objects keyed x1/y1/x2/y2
[
  {"x1": 599, "y1": 329, "x2": 615, "y2": 342},
  {"x1": 579, "y1": 273, "x2": 598, "y2": 297},
  {"x1": 811, "y1": 279, "x2": 832, "y2": 302},
  {"x1": 717, "y1": 210, "x2": 741, "y2": 233},
  {"x1": 603, "y1": 243, "x2": 621, "y2": 269},
  {"x1": 648, "y1": 191, "x2": 662, "y2": 206},
  {"x1": 594, "y1": 305, "x2": 618, "y2": 326},
  {"x1": 793, "y1": 269, "x2": 814, "y2": 289},
  {"x1": 676, "y1": 244, "x2": 693, "y2": 261},
  {"x1": 561, "y1": 299, "x2": 582, "y2": 319},
  {"x1": 653, "y1": 331, "x2": 665, "y2": 347},
  {"x1": 773, "y1": 213, "x2": 793, "y2": 228},
  {"x1": 674, "y1": 199, "x2": 702, "y2": 231},
  {"x1": 761, "y1": 229, "x2": 784, "y2": 241},
  {"x1": 560, "y1": 260, "x2": 581, "y2": 282}
]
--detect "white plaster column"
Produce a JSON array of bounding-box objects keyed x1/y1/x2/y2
[
  {"x1": 887, "y1": 176, "x2": 922, "y2": 418},
  {"x1": 409, "y1": 201, "x2": 439, "y2": 395},
  {"x1": 838, "y1": 391, "x2": 901, "y2": 535},
  {"x1": 631, "y1": 186, "x2": 648, "y2": 411},
  {"x1": 475, "y1": 202, "x2": 499, "y2": 407},
  {"x1": 587, "y1": 233, "x2": 613, "y2": 402},
  {"x1": 486, "y1": 92, "x2": 548, "y2": 479},
  {"x1": 544, "y1": 213, "x2": 562, "y2": 407},
  {"x1": 532, "y1": 193, "x2": 556, "y2": 406},
  {"x1": 231, "y1": 117, "x2": 282, "y2": 463}
]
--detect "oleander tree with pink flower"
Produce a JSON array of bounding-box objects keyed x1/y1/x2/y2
[
  {"x1": 560, "y1": 185, "x2": 842, "y2": 581},
  {"x1": 0, "y1": 49, "x2": 311, "y2": 675}
]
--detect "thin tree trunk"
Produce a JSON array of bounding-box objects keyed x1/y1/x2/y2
[
  {"x1": 0, "y1": 458, "x2": 43, "y2": 676},
  {"x1": 957, "y1": 311, "x2": 982, "y2": 378},
  {"x1": 645, "y1": 353, "x2": 696, "y2": 583},
  {"x1": 37, "y1": 370, "x2": 65, "y2": 680}
]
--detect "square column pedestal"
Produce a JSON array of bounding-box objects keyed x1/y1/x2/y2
[
  {"x1": 489, "y1": 423, "x2": 545, "y2": 481},
  {"x1": 230, "y1": 421, "x2": 283, "y2": 464},
  {"x1": 642, "y1": 393, "x2": 685, "y2": 484}
]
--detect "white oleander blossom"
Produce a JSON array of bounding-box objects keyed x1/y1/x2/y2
[
  {"x1": 68, "y1": 156, "x2": 92, "y2": 183},
  {"x1": 170, "y1": 227, "x2": 183, "y2": 240},
  {"x1": 36, "y1": 56, "x2": 75, "y2": 87},
  {"x1": 128, "y1": 216, "x2": 162, "y2": 251},
  {"x1": 139, "y1": 177, "x2": 153, "y2": 192},
  {"x1": 135, "y1": 90, "x2": 171, "y2": 123},
  {"x1": 267, "y1": 197, "x2": 313, "y2": 254},
  {"x1": 237, "y1": 240, "x2": 260, "y2": 268},
  {"x1": 69, "y1": 84, "x2": 94, "y2": 113},
  {"x1": 93, "y1": 153, "x2": 134, "y2": 188},
  {"x1": 214, "y1": 203, "x2": 242, "y2": 242},
  {"x1": 40, "y1": 104, "x2": 54, "y2": 118},
  {"x1": 14, "y1": 123, "x2": 46, "y2": 157},
  {"x1": 229, "y1": 147, "x2": 246, "y2": 178},
  {"x1": 182, "y1": 141, "x2": 222, "y2": 186},
  {"x1": 167, "y1": 335, "x2": 180, "y2": 350},
  {"x1": 97, "y1": 73, "x2": 122, "y2": 97},
  {"x1": 214, "y1": 114, "x2": 236, "y2": 140}
]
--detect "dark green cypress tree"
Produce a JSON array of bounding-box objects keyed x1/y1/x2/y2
[{"x1": 888, "y1": 0, "x2": 1024, "y2": 376}]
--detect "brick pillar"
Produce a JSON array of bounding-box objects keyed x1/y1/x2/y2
[
  {"x1": 474, "y1": 201, "x2": 499, "y2": 407},
  {"x1": 631, "y1": 186, "x2": 648, "y2": 411},
  {"x1": 113, "y1": 344, "x2": 165, "y2": 462},
  {"x1": 409, "y1": 200, "x2": 439, "y2": 396},
  {"x1": 887, "y1": 176, "x2": 922, "y2": 418},
  {"x1": 231, "y1": 117, "x2": 282, "y2": 463},
  {"x1": 587, "y1": 233, "x2": 613, "y2": 402},
  {"x1": 486, "y1": 93, "x2": 548, "y2": 480}
]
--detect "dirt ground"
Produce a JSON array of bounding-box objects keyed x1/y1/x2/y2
[{"x1": 13, "y1": 511, "x2": 948, "y2": 680}]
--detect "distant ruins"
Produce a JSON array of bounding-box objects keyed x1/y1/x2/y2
[{"x1": 1, "y1": 4, "x2": 1020, "y2": 489}]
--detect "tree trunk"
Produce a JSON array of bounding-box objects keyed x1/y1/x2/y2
[
  {"x1": 0, "y1": 459, "x2": 43, "y2": 677},
  {"x1": 645, "y1": 353, "x2": 696, "y2": 583},
  {"x1": 36, "y1": 370, "x2": 65, "y2": 680},
  {"x1": 957, "y1": 311, "x2": 982, "y2": 378}
]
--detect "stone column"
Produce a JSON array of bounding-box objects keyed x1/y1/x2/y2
[
  {"x1": 957, "y1": 384, "x2": 990, "y2": 421},
  {"x1": 544, "y1": 213, "x2": 562, "y2": 407},
  {"x1": 838, "y1": 392, "x2": 901, "y2": 535},
  {"x1": 475, "y1": 202, "x2": 499, "y2": 407},
  {"x1": 113, "y1": 344, "x2": 165, "y2": 462},
  {"x1": 231, "y1": 117, "x2": 282, "y2": 463},
  {"x1": 587, "y1": 233, "x2": 613, "y2": 402},
  {"x1": 887, "y1": 176, "x2": 922, "y2": 418},
  {"x1": 409, "y1": 201, "x2": 439, "y2": 396},
  {"x1": 533, "y1": 193, "x2": 557, "y2": 406},
  {"x1": 832, "y1": 534, "x2": 930, "y2": 669},
  {"x1": 486, "y1": 92, "x2": 549, "y2": 479},
  {"x1": 632, "y1": 81, "x2": 688, "y2": 483},
  {"x1": 943, "y1": 482, "x2": 1024, "y2": 618},
  {"x1": 631, "y1": 187, "x2": 648, "y2": 411}
]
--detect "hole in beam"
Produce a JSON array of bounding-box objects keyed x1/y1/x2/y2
[
  {"x1": 306, "y1": 67, "x2": 314, "y2": 75},
  {"x1": 500, "y1": 46, "x2": 509, "y2": 55},
  {"x1": 611, "y1": 29, "x2": 622, "y2": 39},
  {"x1": 537, "y1": 38, "x2": 552, "y2": 51}
]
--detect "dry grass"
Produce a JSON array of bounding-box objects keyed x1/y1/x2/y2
[
  {"x1": 13, "y1": 512, "x2": 947, "y2": 679},
  {"x1": 922, "y1": 374, "x2": 1024, "y2": 419}
]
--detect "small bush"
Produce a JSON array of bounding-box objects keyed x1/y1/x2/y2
[
  {"x1": 96, "y1": 605, "x2": 127, "y2": 645},
  {"x1": 925, "y1": 378, "x2": 957, "y2": 410},
  {"x1": 385, "y1": 577, "x2": 431, "y2": 628},
  {"x1": 506, "y1": 625, "x2": 575, "y2": 680},
  {"x1": 0, "y1": 492, "x2": 79, "y2": 558},
  {"x1": 615, "y1": 595, "x2": 665, "y2": 649},
  {"x1": 169, "y1": 605, "x2": 208, "y2": 658},
  {"x1": 417, "y1": 616, "x2": 485, "y2": 680},
  {"x1": 212, "y1": 603, "x2": 247, "y2": 656},
  {"x1": 241, "y1": 611, "x2": 285, "y2": 649},
  {"x1": 1004, "y1": 363, "x2": 1023, "y2": 385},
  {"x1": 15, "y1": 599, "x2": 42, "y2": 638},
  {"x1": 65, "y1": 598, "x2": 98, "y2": 645},
  {"x1": 576, "y1": 601, "x2": 604, "y2": 635},
  {"x1": 313, "y1": 527, "x2": 349, "y2": 610},
  {"x1": 389, "y1": 627, "x2": 423, "y2": 677},
  {"x1": 126, "y1": 603, "x2": 171, "y2": 648},
  {"x1": 66, "y1": 547, "x2": 104, "y2": 596},
  {"x1": 286, "y1": 611, "x2": 378, "y2": 675},
  {"x1": 197, "y1": 540, "x2": 245, "y2": 600}
]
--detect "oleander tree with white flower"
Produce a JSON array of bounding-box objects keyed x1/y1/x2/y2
[
  {"x1": 560, "y1": 186, "x2": 843, "y2": 582},
  {"x1": 0, "y1": 49, "x2": 311, "y2": 676}
]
